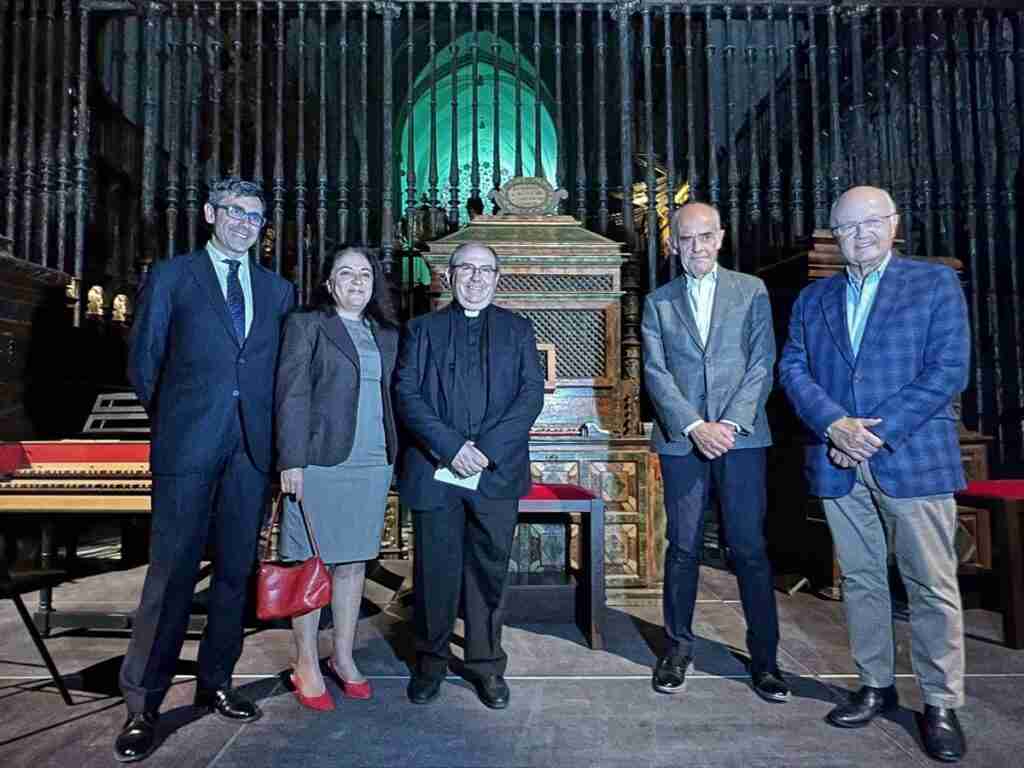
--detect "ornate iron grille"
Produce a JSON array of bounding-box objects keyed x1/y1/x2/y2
[
  {"x1": 498, "y1": 273, "x2": 614, "y2": 293},
  {"x1": 519, "y1": 308, "x2": 606, "y2": 380}
]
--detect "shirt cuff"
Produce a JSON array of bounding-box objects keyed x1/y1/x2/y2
[
  {"x1": 721, "y1": 420, "x2": 742, "y2": 434},
  {"x1": 682, "y1": 419, "x2": 705, "y2": 437}
]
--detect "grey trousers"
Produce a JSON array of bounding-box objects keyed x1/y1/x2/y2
[{"x1": 822, "y1": 463, "x2": 964, "y2": 708}]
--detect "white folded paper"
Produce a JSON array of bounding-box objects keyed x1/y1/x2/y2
[{"x1": 433, "y1": 467, "x2": 481, "y2": 490}]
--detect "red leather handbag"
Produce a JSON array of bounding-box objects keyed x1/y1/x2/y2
[{"x1": 255, "y1": 495, "x2": 331, "y2": 621}]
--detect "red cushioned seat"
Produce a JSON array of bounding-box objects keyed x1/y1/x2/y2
[
  {"x1": 522, "y1": 483, "x2": 598, "y2": 501},
  {"x1": 959, "y1": 480, "x2": 1024, "y2": 502}
]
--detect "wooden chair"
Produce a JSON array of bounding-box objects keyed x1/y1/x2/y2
[
  {"x1": 955, "y1": 480, "x2": 1024, "y2": 649},
  {"x1": 0, "y1": 554, "x2": 73, "y2": 704}
]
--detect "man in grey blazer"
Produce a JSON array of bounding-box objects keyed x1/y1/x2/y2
[{"x1": 642, "y1": 202, "x2": 786, "y2": 702}]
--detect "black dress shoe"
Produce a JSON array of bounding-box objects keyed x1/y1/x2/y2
[
  {"x1": 752, "y1": 669, "x2": 790, "y2": 703},
  {"x1": 470, "y1": 674, "x2": 510, "y2": 709},
  {"x1": 113, "y1": 711, "x2": 159, "y2": 763},
  {"x1": 407, "y1": 674, "x2": 443, "y2": 705},
  {"x1": 921, "y1": 705, "x2": 966, "y2": 763},
  {"x1": 652, "y1": 654, "x2": 692, "y2": 694},
  {"x1": 826, "y1": 685, "x2": 899, "y2": 728},
  {"x1": 193, "y1": 687, "x2": 262, "y2": 722}
]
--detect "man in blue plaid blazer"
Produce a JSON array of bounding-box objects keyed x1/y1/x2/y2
[{"x1": 779, "y1": 186, "x2": 970, "y2": 763}]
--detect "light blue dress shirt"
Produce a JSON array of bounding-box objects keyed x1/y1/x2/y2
[
  {"x1": 206, "y1": 241, "x2": 254, "y2": 338},
  {"x1": 846, "y1": 252, "x2": 891, "y2": 357}
]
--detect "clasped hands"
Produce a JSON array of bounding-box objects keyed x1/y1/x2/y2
[
  {"x1": 826, "y1": 416, "x2": 884, "y2": 468},
  {"x1": 690, "y1": 421, "x2": 736, "y2": 460},
  {"x1": 450, "y1": 441, "x2": 490, "y2": 478}
]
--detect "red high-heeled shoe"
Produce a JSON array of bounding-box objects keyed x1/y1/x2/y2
[
  {"x1": 326, "y1": 659, "x2": 372, "y2": 700},
  {"x1": 290, "y1": 672, "x2": 336, "y2": 711}
]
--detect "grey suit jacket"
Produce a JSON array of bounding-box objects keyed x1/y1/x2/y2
[
  {"x1": 274, "y1": 308, "x2": 399, "y2": 471},
  {"x1": 641, "y1": 267, "x2": 775, "y2": 456}
]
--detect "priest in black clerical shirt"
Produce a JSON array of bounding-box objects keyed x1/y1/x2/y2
[{"x1": 395, "y1": 242, "x2": 545, "y2": 710}]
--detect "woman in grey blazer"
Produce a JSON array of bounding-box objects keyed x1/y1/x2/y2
[{"x1": 274, "y1": 247, "x2": 399, "y2": 711}]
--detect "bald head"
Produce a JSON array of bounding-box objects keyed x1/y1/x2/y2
[
  {"x1": 830, "y1": 186, "x2": 899, "y2": 277},
  {"x1": 670, "y1": 202, "x2": 725, "y2": 278}
]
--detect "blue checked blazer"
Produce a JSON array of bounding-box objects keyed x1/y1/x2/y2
[{"x1": 778, "y1": 254, "x2": 970, "y2": 499}]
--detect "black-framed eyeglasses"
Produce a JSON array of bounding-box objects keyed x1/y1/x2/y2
[
  {"x1": 214, "y1": 204, "x2": 266, "y2": 228},
  {"x1": 451, "y1": 263, "x2": 498, "y2": 280},
  {"x1": 831, "y1": 213, "x2": 896, "y2": 239}
]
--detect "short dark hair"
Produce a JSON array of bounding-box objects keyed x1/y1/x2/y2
[
  {"x1": 207, "y1": 176, "x2": 266, "y2": 208},
  {"x1": 466, "y1": 196, "x2": 485, "y2": 217},
  {"x1": 318, "y1": 246, "x2": 398, "y2": 327},
  {"x1": 448, "y1": 241, "x2": 499, "y2": 271}
]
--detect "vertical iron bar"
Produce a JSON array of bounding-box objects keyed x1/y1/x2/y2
[
  {"x1": 73, "y1": 0, "x2": 89, "y2": 326},
  {"x1": 359, "y1": 2, "x2": 369, "y2": 244},
  {"x1": 705, "y1": 5, "x2": 719, "y2": 209},
  {"x1": 254, "y1": 1, "x2": 264, "y2": 186},
  {"x1": 141, "y1": 3, "x2": 161, "y2": 272},
  {"x1": 998, "y1": 10, "x2": 1024, "y2": 449},
  {"x1": 933, "y1": 9, "x2": 955, "y2": 261},
  {"x1": 642, "y1": 2, "x2": 656, "y2": 288},
  {"x1": 615, "y1": 0, "x2": 634, "y2": 255},
  {"x1": 574, "y1": 2, "x2": 585, "y2": 223},
  {"x1": 491, "y1": 2, "x2": 501, "y2": 195},
  {"x1": 532, "y1": 2, "x2": 543, "y2": 178},
  {"x1": 429, "y1": 2, "x2": 439, "y2": 206},
  {"x1": 664, "y1": 3, "x2": 677, "y2": 280},
  {"x1": 405, "y1": 0, "x2": 416, "y2": 228},
  {"x1": 725, "y1": 5, "x2": 739, "y2": 261},
  {"x1": 787, "y1": 5, "x2": 803, "y2": 239},
  {"x1": 57, "y1": 0, "x2": 72, "y2": 273},
  {"x1": 597, "y1": 3, "x2": 609, "y2": 233},
  {"x1": 470, "y1": 2, "x2": 480, "y2": 202},
  {"x1": 809, "y1": 6, "x2": 824, "y2": 229},
  {"x1": 955, "y1": 9, "x2": 982, "y2": 425},
  {"x1": 977, "y1": 12, "x2": 1005, "y2": 458},
  {"x1": 166, "y1": 13, "x2": 180, "y2": 261},
  {"x1": 895, "y1": 8, "x2": 914, "y2": 256},
  {"x1": 296, "y1": 2, "x2": 307, "y2": 297},
  {"x1": 513, "y1": 2, "x2": 522, "y2": 177},
  {"x1": 448, "y1": 1, "x2": 460, "y2": 224},
  {"x1": 22, "y1": 2, "x2": 38, "y2": 261},
  {"x1": 875, "y1": 7, "x2": 893, "y2": 193},
  {"x1": 187, "y1": 2, "x2": 201, "y2": 252},
  {"x1": 0, "y1": 1, "x2": 7, "y2": 173},
  {"x1": 745, "y1": 6, "x2": 761, "y2": 272},
  {"x1": 210, "y1": 1, "x2": 223, "y2": 184},
  {"x1": 380, "y1": 1, "x2": 397, "y2": 271},
  {"x1": 826, "y1": 4, "x2": 844, "y2": 208},
  {"x1": 684, "y1": 3, "x2": 696, "y2": 203},
  {"x1": 39, "y1": 0, "x2": 56, "y2": 268},
  {"x1": 272, "y1": 0, "x2": 285, "y2": 272},
  {"x1": 849, "y1": 6, "x2": 865, "y2": 185},
  {"x1": 317, "y1": 1, "x2": 328, "y2": 278},
  {"x1": 339, "y1": 2, "x2": 349, "y2": 246},
  {"x1": 914, "y1": 8, "x2": 933, "y2": 258},
  {"x1": 231, "y1": 1, "x2": 242, "y2": 174},
  {"x1": 767, "y1": 3, "x2": 781, "y2": 244},
  {"x1": 554, "y1": 5, "x2": 563, "y2": 205}
]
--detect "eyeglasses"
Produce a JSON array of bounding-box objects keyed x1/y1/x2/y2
[
  {"x1": 451, "y1": 263, "x2": 498, "y2": 280},
  {"x1": 214, "y1": 204, "x2": 266, "y2": 228},
  {"x1": 831, "y1": 213, "x2": 896, "y2": 239},
  {"x1": 676, "y1": 231, "x2": 718, "y2": 250},
  {"x1": 330, "y1": 268, "x2": 373, "y2": 284}
]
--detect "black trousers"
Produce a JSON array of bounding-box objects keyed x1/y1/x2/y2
[
  {"x1": 119, "y1": 417, "x2": 269, "y2": 714},
  {"x1": 412, "y1": 489, "x2": 519, "y2": 679},
  {"x1": 660, "y1": 447, "x2": 779, "y2": 674}
]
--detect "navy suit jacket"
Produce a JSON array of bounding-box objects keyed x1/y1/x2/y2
[
  {"x1": 778, "y1": 255, "x2": 969, "y2": 499},
  {"x1": 394, "y1": 304, "x2": 545, "y2": 507},
  {"x1": 128, "y1": 249, "x2": 296, "y2": 475}
]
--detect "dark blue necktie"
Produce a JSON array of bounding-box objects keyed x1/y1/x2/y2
[{"x1": 224, "y1": 259, "x2": 246, "y2": 342}]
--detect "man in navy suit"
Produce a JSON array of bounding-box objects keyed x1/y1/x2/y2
[
  {"x1": 779, "y1": 186, "x2": 969, "y2": 763},
  {"x1": 395, "y1": 242, "x2": 544, "y2": 710},
  {"x1": 115, "y1": 178, "x2": 295, "y2": 763},
  {"x1": 642, "y1": 203, "x2": 788, "y2": 704}
]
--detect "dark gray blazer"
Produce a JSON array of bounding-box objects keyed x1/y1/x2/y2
[
  {"x1": 641, "y1": 267, "x2": 775, "y2": 456},
  {"x1": 274, "y1": 308, "x2": 399, "y2": 471}
]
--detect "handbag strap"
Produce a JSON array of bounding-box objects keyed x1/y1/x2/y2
[{"x1": 260, "y1": 493, "x2": 322, "y2": 561}]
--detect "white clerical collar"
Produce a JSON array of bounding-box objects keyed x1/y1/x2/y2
[{"x1": 464, "y1": 309, "x2": 480, "y2": 318}]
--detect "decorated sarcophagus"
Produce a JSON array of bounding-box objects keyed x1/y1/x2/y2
[{"x1": 423, "y1": 178, "x2": 666, "y2": 601}]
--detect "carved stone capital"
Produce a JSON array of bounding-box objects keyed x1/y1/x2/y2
[
  {"x1": 609, "y1": 0, "x2": 642, "y2": 24},
  {"x1": 373, "y1": 0, "x2": 401, "y2": 20}
]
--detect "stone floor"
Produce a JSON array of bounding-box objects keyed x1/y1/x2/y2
[{"x1": 1, "y1": 556, "x2": 1022, "y2": 768}]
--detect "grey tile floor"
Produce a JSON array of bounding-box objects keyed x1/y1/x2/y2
[{"x1": 1, "y1": 558, "x2": 1022, "y2": 768}]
